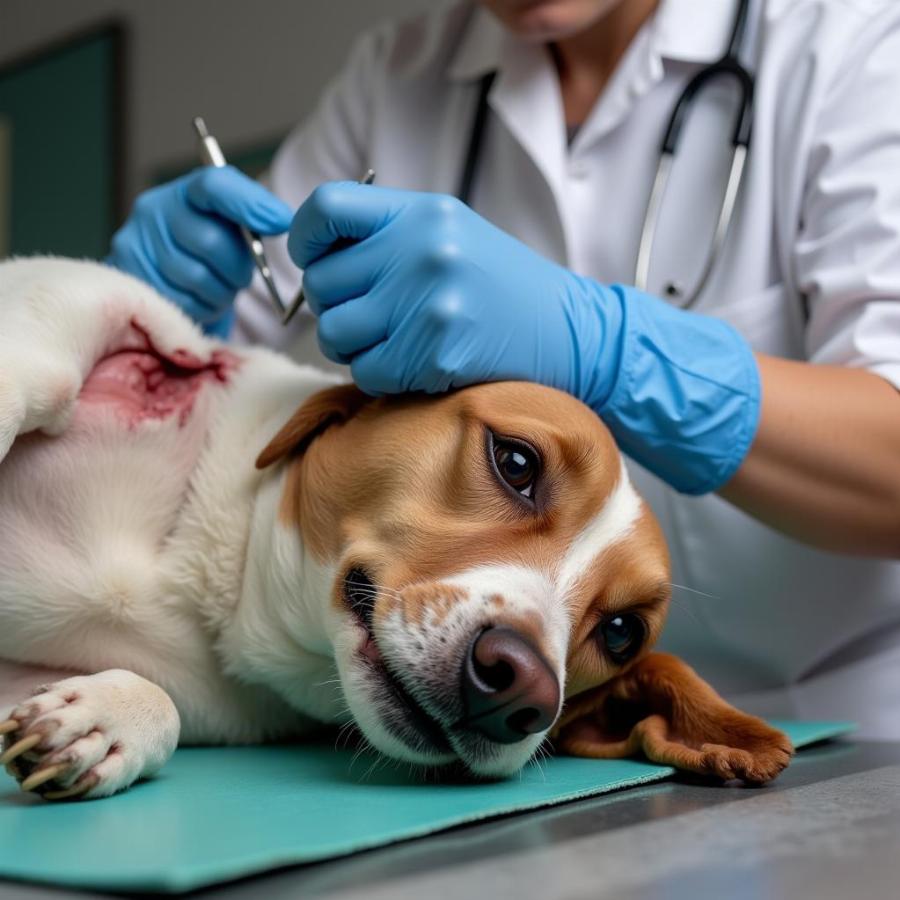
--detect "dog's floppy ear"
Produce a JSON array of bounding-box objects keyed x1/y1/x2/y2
[
  {"x1": 256, "y1": 383, "x2": 370, "y2": 469},
  {"x1": 552, "y1": 653, "x2": 793, "y2": 784}
]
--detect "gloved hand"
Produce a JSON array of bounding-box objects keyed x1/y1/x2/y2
[
  {"x1": 107, "y1": 166, "x2": 293, "y2": 337},
  {"x1": 288, "y1": 183, "x2": 760, "y2": 495}
]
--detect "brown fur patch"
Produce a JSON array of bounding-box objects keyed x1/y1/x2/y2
[
  {"x1": 273, "y1": 381, "x2": 671, "y2": 707},
  {"x1": 554, "y1": 653, "x2": 794, "y2": 784},
  {"x1": 385, "y1": 582, "x2": 469, "y2": 628}
]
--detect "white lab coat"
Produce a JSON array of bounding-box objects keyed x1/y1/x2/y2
[{"x1": 235, "y1": 0, "x2": 900, "y2": 737}]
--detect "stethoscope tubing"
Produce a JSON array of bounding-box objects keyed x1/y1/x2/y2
[
  {"x1": 636, "y1": 0, "x2": 754, "y2": 306},
  {"x1": 457, "y1": 0, "x2": 755, "y2": 310}
]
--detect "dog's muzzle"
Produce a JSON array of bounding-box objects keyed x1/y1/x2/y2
[{"x1": 342, "y1": 568, "x2": 562, "y2": 767}]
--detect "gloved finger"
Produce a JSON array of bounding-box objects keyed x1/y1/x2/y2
[
  {"x1": 183, "y1": 166, "x2": 294, "y2": 236},
  {"x1": 144, "y1": 210, "x2": 236, "y2": 311},
  {"x1": 316, "y1": 330, "x2": 353, "y2": 366},
  {"x1": 349, "y1": 342, "x2": 403, "y2": 397},
  {"x1": 109, "y1": 225, "x2": 161, "y2": 288},
  {"x1": 112, "y1": 237, "x2": 224, "y2": 325},
  {"x1": 288, "y1": 182, "x2": 404, "y2": 268},
  {"x1": 317, "y1": 294, "x2": 390, "y2": 361},
  {"x1": 300, "y1": 238, "x2": 383, "y2": 315},
  {"x1": 169, "y1": 203, "x2": 255, "y2": 290}
]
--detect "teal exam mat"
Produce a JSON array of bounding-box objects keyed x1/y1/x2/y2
[{"x1": 0, "y1": 720, "x2": 852, "y2": 893}]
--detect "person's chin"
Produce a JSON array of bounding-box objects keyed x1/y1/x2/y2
[{"x1": 483, "y1": 0, "x2": 614, "y2": 43}]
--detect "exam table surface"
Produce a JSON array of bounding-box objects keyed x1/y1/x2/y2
[{"x1": 2, "y1": 738, "x2": 898, "y2": 900}]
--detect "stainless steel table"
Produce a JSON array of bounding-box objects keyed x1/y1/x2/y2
[{"x1": 3, "y1": 738, "x2": 899, "y2": 899}]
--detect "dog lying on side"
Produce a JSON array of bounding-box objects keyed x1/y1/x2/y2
[{"x1": 0, "y1": 258, "x2": 792, "y2": 800}]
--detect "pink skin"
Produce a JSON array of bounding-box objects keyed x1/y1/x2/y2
[
  {"x1": 478, "y1": 0, "x2": 630, "y2": 41},
  {"x1": 79, "y1": 320, "x2": 238, "y2": 428},
  {"x1": 360, "y1": 632, "x2": 382, "y2": 664}
]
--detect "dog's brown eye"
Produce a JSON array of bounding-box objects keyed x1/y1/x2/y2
[
  {"x1": 491, "y1": 436, "x2": 539, "y2": 501},
  {"x1": 597, "y1": 614, "x2": 645, "y2": 664}
]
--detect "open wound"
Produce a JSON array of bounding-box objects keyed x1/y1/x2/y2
[{"x1": 79, "y1": 319, "x2": 236, "y2": 426}]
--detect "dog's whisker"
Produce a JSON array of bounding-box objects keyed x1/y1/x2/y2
[
  {"x1": 335, "y1": 721, "x2": 358, "y2": 750},
  {"x1": 340, "y1": 578, "x2": 407, "y2": 599},
  {"x1": 664, "y1": 581, "x2": 725, "y2": 628},
  {"x1": 361, "y1": 749, "x2": 390, "y2": 782},
  {"x1": 665, "y1": 581, "x2": 721, "y2": 602},
  {"x1": 349, "y1": 737, "x2": 377, "y2": 774},
  {"x1": 665, "y1": 594, "x2": 706, "y2": 627},
  {"x1": 533, "y1": 741, "x2": 551, "y2": 763}
]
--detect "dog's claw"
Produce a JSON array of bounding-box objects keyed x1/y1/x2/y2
[
  {"x1": 20, "y1": 763, "x2": 70, "y2": 792},
  {"x1": 43, "y1": 778, "x2": 94, "y2": 801},
  {"x1": 0, "y1": 719, "x2": 19, "y2": 736},
  {"x1": 0, "y1": 732, "x2": 42, "y2": 765}
]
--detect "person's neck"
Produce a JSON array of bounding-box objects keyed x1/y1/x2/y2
[{"x1": 551, "y1": 0, "x2": 659, "y2": 129}]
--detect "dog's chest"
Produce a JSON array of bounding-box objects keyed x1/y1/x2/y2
[
  {"x1": 0, "y1": 363, "x2": 231, "y2": 661},
  {"x1": 2, "y1": 380, "x2": 223, "y2": 537}
]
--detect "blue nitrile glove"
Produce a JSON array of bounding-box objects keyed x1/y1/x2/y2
[
  {"x1": 288, "y1": 183, "x2": 760, "y2": 495},
  {"x1": 107, "y1": 166, "x2": 293, "y2": 337}
]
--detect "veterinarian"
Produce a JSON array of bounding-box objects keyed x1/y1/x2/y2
[{"x1": 107, "y1": 0, "x2": 900, "y2": 737}]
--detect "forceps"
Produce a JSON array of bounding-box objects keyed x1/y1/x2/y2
[
  {"x1": 282, "y1": 168, "x2": 376, "y2": 326},
  {"x1": 192, "y1": 116, "x2": 286, "y2": 319}
]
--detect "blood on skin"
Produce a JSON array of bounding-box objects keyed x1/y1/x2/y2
[{"x1": 79, "y1": 319, "x2": 238, "y2": 427}]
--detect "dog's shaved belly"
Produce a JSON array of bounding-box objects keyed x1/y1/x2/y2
[
  {"x1": 79, "y1": 320, "x2": 236, "y2": 428},
  {"x1": 0, "y1": 333, "x2": 234, "y2": 670}
]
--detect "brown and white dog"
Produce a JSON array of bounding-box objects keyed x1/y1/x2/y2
[{"x1": 0, "y1": 258, "x2": 791, "y2": 801}]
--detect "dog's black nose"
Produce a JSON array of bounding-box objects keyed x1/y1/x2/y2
[{"x1": 461, "y1": 626, "x2": 560, "y2": 744}]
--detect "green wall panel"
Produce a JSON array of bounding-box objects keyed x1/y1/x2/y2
[{"x1": 0, "y1": 25, "x2": 123, "y2": 260}]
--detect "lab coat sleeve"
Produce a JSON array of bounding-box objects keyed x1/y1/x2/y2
[
  {"x1": 795, "y1": 6, "x2": 900, "y2": 391},
  {"x1": 232, "y1": 25, "x2": 389, "y2": 349}
]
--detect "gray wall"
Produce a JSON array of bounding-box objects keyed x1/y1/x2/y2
[{"x1": 0, "y1": 0, "x2": 427, "y2": 206}]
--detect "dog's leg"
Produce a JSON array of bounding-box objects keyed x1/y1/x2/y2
[
  {"x1": 0, "y1": 257, "x2": 208, "y2": 462},
  {"x1": 1, "y1": 668, "x2": 179, "y2": 801},
  {"x1": 554, "y1": 653, "x2": 793, "y2": 784}
]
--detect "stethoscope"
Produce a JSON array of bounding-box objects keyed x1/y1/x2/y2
[{"x1": 457, "y1": 0, "x2": 754, "y2": 309}]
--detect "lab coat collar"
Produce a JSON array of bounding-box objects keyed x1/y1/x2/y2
[
  {"x1": 654, "y1": 0, "x2": 740, "y2": 64},
  {"x1": 442, "y1": 0, "x2": 739, "y2": 256},
  {"x1": 445, "y1": 0, "x2": 739, "y2": 84}
]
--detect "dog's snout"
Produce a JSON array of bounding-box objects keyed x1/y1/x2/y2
[{"x1": 461, "y1": 626, "x2": 560, "y2": 744}]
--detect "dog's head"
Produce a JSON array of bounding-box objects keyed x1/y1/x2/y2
[{"x1": 256, "y1": 380, "x2": 672, "y2": 777}]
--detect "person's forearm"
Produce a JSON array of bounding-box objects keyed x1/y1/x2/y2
[{"x1": 719, "y1": 355, "x2": 900, "y2": 558}]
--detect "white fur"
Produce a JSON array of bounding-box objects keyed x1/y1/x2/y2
[
  {"x1": 0, "y1": 257, "x2": 645, "y2": 796},
  {"x1": 0, "y1": 258, "x2": 338, "y2": 796},
  {"x1": 557, "y1": 460, "x2": 643, "y2": 594}
]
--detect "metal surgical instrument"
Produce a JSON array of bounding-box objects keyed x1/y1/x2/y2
[
  {"x1": 282, "y1": 168, "x2": 376, "y2": 326},
  {"x1": 192, "y1": 116, "x2": 286, "y2": 318}
]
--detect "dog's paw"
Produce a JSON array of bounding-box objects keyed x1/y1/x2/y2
[
  {"x1": 694, "y1": 725, "x2": 794, "y2": 784},
  {"x1": 0, "y1": 669, "x2": 180, "y2": 800}
]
